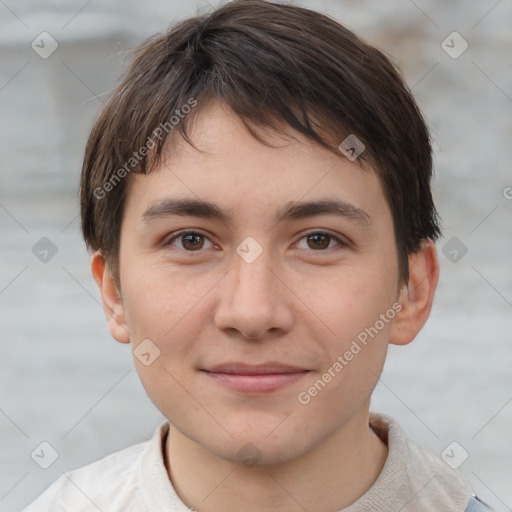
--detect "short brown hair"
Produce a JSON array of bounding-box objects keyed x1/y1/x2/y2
[{"x1": 80, "y1": 0, "x2": 440, "y2": 286}]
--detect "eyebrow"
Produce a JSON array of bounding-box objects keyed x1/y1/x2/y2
[{"x1": 141, "y1": 197, "x2": 371, "y2": 227}]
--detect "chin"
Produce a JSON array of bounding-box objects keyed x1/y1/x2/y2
[
  {"x1": 214, "y1": 419, "x2": 318, "y2": 466},
  {"x1": 216, "y1": 437, "x2": 308, "y2": 468}
]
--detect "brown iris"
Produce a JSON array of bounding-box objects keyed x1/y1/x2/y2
[
  {"x1": 306, "y1": 233, "x2": 331, "y2": 250},
  {"x1": 181, "y1": 233, "x2": 205, "y2": 250}
]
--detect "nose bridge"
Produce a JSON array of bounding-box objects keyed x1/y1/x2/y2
[
  {"x1": 231, "y1": 244, "x2": 279, "y2": 306},
  {"x1": 214, "y1": 242, "x2": 294, "y2": 338}
]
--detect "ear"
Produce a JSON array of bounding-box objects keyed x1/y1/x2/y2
[
  {"x1": 90, "y1": 251, "x2": 131, "y2": 344},
  {"x1": 389, "y1": 239, "x2": 439, "y2": 346}
]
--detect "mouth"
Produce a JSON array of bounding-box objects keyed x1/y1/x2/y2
[{"x1": 200, "y1": 362, "x2": 310, "y2": 393}]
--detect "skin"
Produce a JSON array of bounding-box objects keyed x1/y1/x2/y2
[{"x1": 92, "y1": 100, "x2": 439, "y2": 512}]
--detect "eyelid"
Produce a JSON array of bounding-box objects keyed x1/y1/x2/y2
[
  {"x1": 293, "y1": 229, "x2": 351, "y2": 250},
  {"x1": 163, "y1": 229, "x2": 217, "y2": 250},
  {"x1": 164, "y1": 228, "x2": 350, "y2": 252}
]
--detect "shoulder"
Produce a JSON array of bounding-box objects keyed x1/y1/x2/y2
[
  {"x1": 22, "y1": 429, "x2": 159, "y2": 512},
  {"x1": 404, "y1": 440, "x2": 494, "y2": 511},
  {"x1": 368, "y1": 413, "x2": 492, "y2": 512}
]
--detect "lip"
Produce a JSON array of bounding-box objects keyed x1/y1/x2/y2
[
  {"x1": 204, "y1": 361, "x2": 308, "y2": 374},
  {"x1": 201, "y1": 362, "x2": 309, "y2": 393}
]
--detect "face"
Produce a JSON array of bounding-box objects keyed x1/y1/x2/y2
[{"x1": 112, "y1": 100, "x2": 403, "y2": 465}]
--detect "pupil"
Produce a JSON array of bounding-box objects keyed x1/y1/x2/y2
[
  {"x1": 309, "y1": 234, "x2": 329, "y2": 250},
  {"x1": 184, "y1": 234, "x2": 203, "y2": 250}
]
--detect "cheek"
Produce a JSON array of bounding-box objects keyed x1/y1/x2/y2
[
  {"x1": 319, "y1": 264, "x2": 397, "y2": 340},
  {"x1": 307, "y1": 262, "x2": 397, "y2": 398},
  {"x1": 121, "y1": 260, "x2": 216, "y2": 340},
  {"x1": 120, "y1": 262, "x2": 224, "y2": 399},
  {"x1": 296, "y1": 273, "x2": 394, "y2": 414},
  {"x1": 120, "y1": 265, "x2": 211, "y2": 413}
]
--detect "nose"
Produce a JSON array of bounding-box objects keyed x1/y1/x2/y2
[{"x1": 213, "y1": 248, "x2": 294, "y2": 340}]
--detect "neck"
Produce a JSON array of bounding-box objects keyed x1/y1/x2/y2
[{"x1": 164, "y1": 409, "x2": 388, "y2": 512}]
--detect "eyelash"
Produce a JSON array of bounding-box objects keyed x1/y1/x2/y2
[{"x1": 163, "y1": 229, "x2": 349, "y2": 253}]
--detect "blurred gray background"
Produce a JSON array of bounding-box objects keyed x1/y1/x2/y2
[{"x1": 1, "y1": 0, "x2": 511, "y2": 510}]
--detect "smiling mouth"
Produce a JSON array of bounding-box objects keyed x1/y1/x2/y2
[{"x1": 201, "y1": 368, "x2": 310, "y2": 393}]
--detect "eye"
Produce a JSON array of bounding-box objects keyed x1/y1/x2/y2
[
  {"x1": 164, "y1": 230, "x2": 215, "y2": 251},
  {"x1": 295, "y1": 231, "x2": 348, "y2": 251},
  {"x1": 163, "y1": 229, "x2": 349, "y2": 253}
]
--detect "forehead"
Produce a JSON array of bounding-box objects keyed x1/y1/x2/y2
[{"x1": 123, "y1": 101, "x2": 391, "y2": 228}]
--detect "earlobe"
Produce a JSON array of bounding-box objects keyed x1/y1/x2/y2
[
  {"x1": 389, "y1": 239, "x2": 439, "y2": 346},
  {"x1": 90, "y1": 251, "x2": 131, "y2": 344}
]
